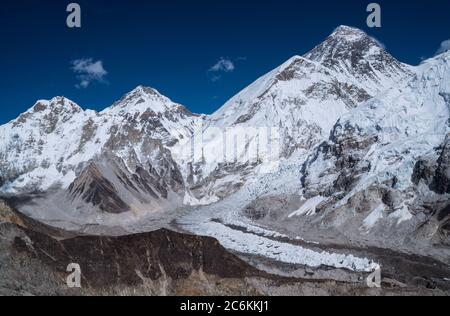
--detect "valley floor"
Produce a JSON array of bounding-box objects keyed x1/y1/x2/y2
[{"x1": 1, "y1": 199, "x2": 449, "y2": 296}]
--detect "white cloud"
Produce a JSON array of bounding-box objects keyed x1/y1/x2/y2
[
  {"x1": 209, "y1": 57, "x2": 235, "y2": 73},
  {"x1": 207, "y1": 57, "x2": 247, "y2": 82},
  {"x1": 436, "y1": 40, "x2": 450, "y2": 55},
  {"x1": 71, "y1": 58, "x2": 108, "y2": 88},
  {"x1": 210, "y1": 75, "x2": 222, "y2": 82}
]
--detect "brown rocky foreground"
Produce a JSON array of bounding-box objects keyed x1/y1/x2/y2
[{"x1": 0, "y1": 199, "x2": 448, "y2": 296}]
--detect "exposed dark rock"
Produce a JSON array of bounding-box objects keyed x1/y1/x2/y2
[
  {"x1": 66, "y1": 139, "x2": 185, "y2": 214},
  {"x1": 412, "y1": 159, "x2": 436, "y2": 186},
  {"x1": 438, "y1": 204, "x2": 450, "y2": 222},
  {"x1": 430, "y1": 138, "x2": 450, "y2": 194},
  {"x1": 302, "y1": 120, "x2": 377, "y2": 196},
  {"x1": 412, "y1": 135, "x2": 450, "y2": 194},
  {"x1": 15, "y1": 227, "x2": 265, "y2": 288}
]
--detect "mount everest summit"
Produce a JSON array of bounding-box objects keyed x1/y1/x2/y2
[{"x1": 0, "y1": 26, "x2": 450, "y2": 286}]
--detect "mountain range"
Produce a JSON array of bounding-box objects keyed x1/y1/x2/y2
[{"x1": 0, "y1": 26, "x2": 449, "y2": 285}]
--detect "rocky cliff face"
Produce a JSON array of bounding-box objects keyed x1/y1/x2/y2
[
  {"x1": 413, "y1": 134, "x2": 450, "y2": 195},
  {"x1": 67, "y1": 148, "x2": 184, "y2": 214},
  {"x1": 412, "y1": 135, "x2": 450, "y2": 246}
]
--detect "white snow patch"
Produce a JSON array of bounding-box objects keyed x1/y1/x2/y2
[
  {"x1": 183, "y1": 193, "x2": 220, "y2": 206},
  {"x1": 389, "y1": 205, "x2": 413, "y2": 225},
  {"x1": 289, "y1": 196, "x2": 325, "y2": 218},
  {"x1": 362, "y1": 204, "x2": 385, "y2": 230}
]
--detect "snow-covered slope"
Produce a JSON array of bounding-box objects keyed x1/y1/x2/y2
[
  {"x1": 211, "y1": 26, "x2": 412, "y2": 133},
  {"x1": 0, "y1": 97, "x2": 98, "y2": 192},
  {"x1": 177, "y1": 26, "x2": 413, "y2": 204}
]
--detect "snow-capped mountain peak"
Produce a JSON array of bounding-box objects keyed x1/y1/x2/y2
[
  {"x1": 329, "y1": 25, "x2": 369, "y2": 41},
  {"x1": 209, "y1": 26, "x2": 413, "y2": 143},
  {"x1": 26, "y1": 96, "x2": 83, "y2": 117},
  {"x1": 107, "y1": 85, "x2": 177, "y2": 114},
  {"x1": 8, "y1": 96, "x2": 86, "y2": 135},
  {"x1": 306, "y1": 25, "x2": 384, "y2": 60},
  {"x1": 100, "y1": 85, "x2": 199, "y2": 147},
  {"x1": 303, "y1": 26, "x2": 413, "y2": 94}
]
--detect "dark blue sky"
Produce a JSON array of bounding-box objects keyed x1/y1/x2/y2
[{"x1": 1, "y1": 0, "x2": 449, "y2": 123}]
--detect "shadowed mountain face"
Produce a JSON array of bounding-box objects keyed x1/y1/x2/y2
[
  {"x1": 68, "y1": 162, "x2": 130, "y2": 214},
  {"x1": 67, "y1": 150, "x2": 184, "y2": 214}
]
